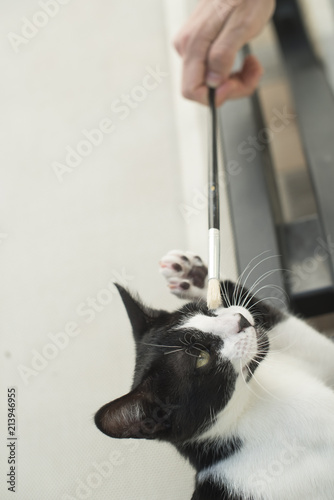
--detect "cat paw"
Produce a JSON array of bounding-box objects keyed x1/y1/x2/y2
[{"x1": 159, "y1": 250, "x2": 208, "y2": 300}]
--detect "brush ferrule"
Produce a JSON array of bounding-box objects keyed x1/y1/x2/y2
[{"x1": 208, "y1": 228, "x2": 220, "y2": 280}]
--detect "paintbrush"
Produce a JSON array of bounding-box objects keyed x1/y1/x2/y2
[{"x1": 207, "y1": 87, "x2": 222, "y2": 310}]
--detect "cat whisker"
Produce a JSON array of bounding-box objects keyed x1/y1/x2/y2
[
  {"x1": 141, "y1": 342, "x2": 181, "y2": 349},
  {"x1": 243, "y1": 283, "x2": 289, "y2": 311},
  {"x1": 240, "y1": 268, "x2": 285, "y2": 309},
  {"x1": 164, "y1": 348, "x2": 185, "y2": 356},
  {"x1": 185, "y1": 348, "x2": 201, "y2": 358},
  {"x1": 186, "y1": 331, "x2": 195, "y2": 345},
  {"x1": 237, "y1": 254, "x2": 283, "y2": 306},
  {"x1": 192, "y1": 342, "x2": 209, "y2": 353},
  {"x1": 248, "y1": 296, "x2": 287, "y2": 311},
  {"x1": 264, "y1": 340, "x2": 300, "y2": 356},
  {"x1": 256, "y1": 333, "x2": 271, "y2": 345},
  {"x1": 233, "y1": 250, "x2": 272, "y2": 306},
  {"x1": 220, "y1": 280, "x2": 232, "y2": 308},
  {"x1": 245, "y1": 363, "x2": 283, "y2": 402},
  {"x1": 239, "y1": 359, "x2": 268, "y2": 402}
]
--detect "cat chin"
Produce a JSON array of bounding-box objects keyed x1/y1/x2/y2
[{"x1": 222, "y1": 328, "x2": 258, "y2": 370}]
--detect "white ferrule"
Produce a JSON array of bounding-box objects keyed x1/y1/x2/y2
[{"x1": 208, "y1": 228, "x2": 220, "y2": 280}]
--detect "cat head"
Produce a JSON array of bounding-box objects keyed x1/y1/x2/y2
[{"x1": 94, "y1": 284, "x2": 270, "y2": 444}]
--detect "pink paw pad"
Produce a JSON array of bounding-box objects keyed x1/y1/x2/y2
[{"x1": 159, "y1": 250, "x2": 208, "y2": 298}]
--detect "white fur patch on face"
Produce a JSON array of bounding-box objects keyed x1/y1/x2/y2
[
  {"x1": 178, "y1": 306, "x2": 257, "y2": 369},
  {"x1": 223, "y1": 331, "x2": 258, "y2": 369}
]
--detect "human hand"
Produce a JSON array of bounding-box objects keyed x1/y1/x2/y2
[{"x1": 174, "y1": 0, "x2": 275, "y2": 106}]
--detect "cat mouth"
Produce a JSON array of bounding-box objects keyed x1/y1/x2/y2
[{"x1": 221, "y1": 327, "x2": 258, "y2": 366}]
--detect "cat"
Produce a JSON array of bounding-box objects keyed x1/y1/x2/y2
[{"x1": 95, "y1": 250, "x2": 334, "y2": 500}]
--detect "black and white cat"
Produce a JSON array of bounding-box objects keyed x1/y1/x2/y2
[{"x1": 95, "y1": 250, "x2": 334, "y2": 500}]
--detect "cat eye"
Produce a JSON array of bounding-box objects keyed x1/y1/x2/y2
[{"x1": 196, "y1": 350, "x2": 210, "y2": 369}]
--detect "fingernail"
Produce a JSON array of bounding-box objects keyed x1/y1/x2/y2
[{"x1": 206, "y1": 72, "x2": 221, "y2": 88}]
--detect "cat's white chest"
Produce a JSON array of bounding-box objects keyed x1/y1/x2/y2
[
  {"x1": 198, "y1": 351, "x2": 334, "y2": 499},
  {"x1": 202, "y1": 437, "x2": 334, "y2": 500}
]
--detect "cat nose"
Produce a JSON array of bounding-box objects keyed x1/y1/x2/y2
[{"x1": 237, "y1": 314, "x2": 251, "y2": 333}]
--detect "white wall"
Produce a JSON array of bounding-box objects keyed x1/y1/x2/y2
[{"x1": 0, "y1": 1, "x2": 236, "y2": 499}]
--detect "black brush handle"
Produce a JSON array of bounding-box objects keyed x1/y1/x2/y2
[{"x1": 208, "y1": 87, "x2": 220, "y2": 230}]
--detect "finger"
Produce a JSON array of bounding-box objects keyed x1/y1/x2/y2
[
  {"x1": 173, "y1": 0, "x2": 209, "y2": 56},
  {"x1": 180, "y1": 13, "x2": 235, "y2": 102},
  {"x1": 205, "y1": 6, "x2": 253, "y2": 88},
  {"x1": 174, "y1": 0, "x2": 235, "y2": 58},
  {"x1": 214, "y1": 54, "x2": 263, "y2": 106},
  {"x1": 181, "y1": 60, "x2": 208, "y2": 105}
]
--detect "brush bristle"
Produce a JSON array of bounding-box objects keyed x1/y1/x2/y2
[{"x1": 207, "y1": 278, "x2": 222, "y2": 310}]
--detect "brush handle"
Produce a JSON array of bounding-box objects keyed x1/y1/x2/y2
[
  {"x1": 208, "y1": 87, "x2": 220, "y2": 230},
  {"x1": 208, "y1": 87, "x2": 221, "y2": 281}
]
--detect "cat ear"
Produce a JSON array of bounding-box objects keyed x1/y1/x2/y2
[
  {"x1": 114, "y1": 284, "x2": 163, "y2": 341},
  {"x1": 94, "y1": 380, "x2": 175, "y2": 440}
]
